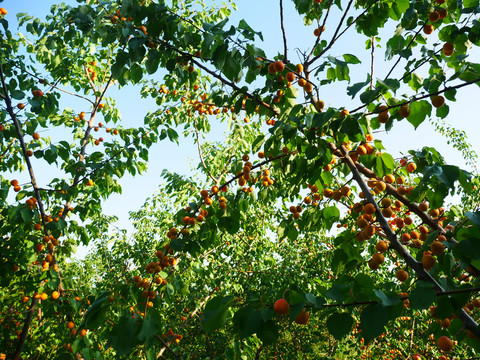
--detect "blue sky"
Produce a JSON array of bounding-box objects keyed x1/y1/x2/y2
[{"x1": 2, "y1": 0, "x2": 479, "y2": 248}]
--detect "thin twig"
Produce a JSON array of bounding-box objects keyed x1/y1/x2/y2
[
  {"x1": 370, "y1": 36, "x2": 375, "y2": 90},
  {"x1": 154, "y1": 335, "x2": 182, "y2": 360},
  {"x1": 10, "y1": 62, "x2": 95, "y2": 105},
  {"x1": 307, "y1": 2, "x2": 332, "y2": 61},
  {"x1": 279, "y1": 0, "x2": 288, "y2": 61},
  {"x1": 384, "y1": 25, "x2": 424, "y2": 81},
  {"x1": 194, "y1": 120, "x2": 217, "y2": 183},
  {"x1": 307, "y1": 0, "x2": 372, "y2": 67}
]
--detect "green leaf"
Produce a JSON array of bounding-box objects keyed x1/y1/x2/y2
[
  {"x1": 466, "y1": 211, "x2": 480, "y2": 227},
  {"x1": 464, "y1": 0, "x2": 479, "y2": 8},
  {"x1": 233, "y1": 307, "x2": 261, "y2": 339},
  {"x1": 203, "y1": 295, "x2": 234, "y2": 333},
  {"x1": 360, "y1": 304, "x2": 388, "y2": 343},
  {"x1": 410, "y1": 281, "x2": 436, "y2": 310},
  {"x1": 252, "y1": 134, "x2": 265, "y2": 153},
  {"x1": 145, "y1": 50, "x2": 161, "y2": 74},
  {"x1": 347, "y1": 76, "x2": 370, "y2": 98},
  {"x1": 138, "y1": 311, "x2": 161, "y2": 348},
  {"x1": 257, "y1": 320, "x2": 278, "y2": 345},
  {"x1": 343, "y1": 53, "x2": 361, "y2": 64},
  {"x1": 109, "y1": 313, "x2": 141, "y2": 355},
  {"x1": 407, "y1": 100, "x2": 432, "y2": 129},
  {"x1": 374, "y1": 290, "x2": 401, "y2": 307},
  {"x1": 327, "y1": 312, "x2": 354, "y2": 340},
  {"x1": 83, "y1": 291, "x2": 110, "y2": 330},
  {"x1": 305, "y1": 145, "x2": 318, "y2": 159}
]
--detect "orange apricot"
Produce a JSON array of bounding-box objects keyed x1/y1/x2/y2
[
  {"x1": 428, "y1": 11, "x2": 440, "y2": 22},
  {"x1": 273, "y1": 299, "x2": 290, "y2": 314},
  {"x1": 422, "y1": 253, "x2": 436, "y2": 271},
  {"x1": 423, "y1": 24, "x2": 434, "y2": 35},
  {"x1": 399, "y1": 105, "x2": 411, "y2": 118},
  {"x1": 406, "y1": 162, "x2": 417, "y2": 173},
  {"x1": 430, "y1": 241, "x2": 445, "y2": 255},
  {"x1": 437, "y1": 336, "x2": 453, "y2": 352},
  {"x1": 364, "y1": 203, "x2": 376, "y2": 214},
  {"x1": 396, "y1": 269, "x2": 409, "y2": 282},
  {"x1": 294, "y1": 309, "x2": 310, "y2": 324},
  {"x1": 442, "y1": 42, "x2": 454, "y2": 56},
  {"x1": 375, "y1": 241, "x2": 388, "y2": 253}
]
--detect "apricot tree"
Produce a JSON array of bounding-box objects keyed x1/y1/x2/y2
[{"x1": 1, "y1": 0, "x2": 480, "y2": 359}]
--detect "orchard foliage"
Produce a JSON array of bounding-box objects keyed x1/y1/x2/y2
[{"x1": 1, "y1": 0, "x2": 480, "y2": 359}]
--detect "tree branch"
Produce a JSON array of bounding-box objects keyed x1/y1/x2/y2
[
  {"x1": 193, "y1": 120, "x2": 217, "y2": 183},
  {"x1": 331, "y1": 143, "x2": 480, "y2": 339},
  {"x1": 279, "y1": 0, "x2": 288, "y2": 61}
]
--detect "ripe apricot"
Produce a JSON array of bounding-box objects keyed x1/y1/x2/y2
[
  {"x1": 437, "y1": 336, "x2": 453, "y2": 352},
  {"x1": 377, "y1": 105, "x2": 389, "y2": 124},
  {"x1": 375, "y1": 181, "x2": 386, "y2": 192},
  {"x1": 286, "y1": 72, "x2": 295, "y2": 82},
  {"x1": 296, "y1": 64, "x2": 304, "y2": 73},
  {"x1": 371, "y1": 252, "x2": 384, "y2": 265},
  {"x1": 67, "y1": 321, "x2": 74, "y2": 329},
  {"x1": 364, "y1": 142, "x2": 376, "y2": 155},
  {"x1": 139, "y1": 25, "x2": 148, "y2": 35},
  {"x1": 422, "y1": 253, "x2": 436, "y2": 270},
  {"x1": 395, "y1": 217, "x2": 404, "y2": 228},
  {"x1": 274, "y1": 61, "x2": 285, "y2": 72},
  {"x1": 381, "y1": 198, "x2": 392, "y2": 208},
  {"x1": 375, "y1": 241, "x2": 388, "y2": 253},
  {"x1": 430, "y1": 241, "x2": 445, "y2": 255},
  {"x1": 363, "y1": 224, "x2": 376, "y2": 238},
  {"x1": 401, "y1": 233, "x2": 411, "y2": 242},
  {"x1": 384, "y1": 174, "x2": 395, "y2": 184},
  {"x1": 352, "y1": 203, "x2": 364, "y2": 213},
  {"x1": 0, "y1": 8, "x2": 7, "y2": 15},
  {"x1": 79, "y1": 329, "x2": 87, "y2": 337},
  {"x1": 396, "y1": 269, "x2": 409, "y2": 282},
  {"x1": 52, "y1": 291, "x2": 60, "y2": 300},
  {"x1": 438, "y1": 8, "x2": 447, "y2": 19},
  {"x1": 429, "y1": 208, "x2": 440, "y2": 217},
  {"x1": 340, "y1": 186, "x2": 351, "y2": 197},
  {"x1": 442, "y1": 44, "x2": 453, "y2": 57},
  {"x1": 273, "y1": 299, "x2": 290, "y2": 314},
  {"x1": 32, "y1": 89, "x2": 43, "y2": 97},
  {"x1": 323, "y1": 188, "x2": 333, "y2": 198},
  {"x1": 294, "y1": 309, "x2": 309, "y2": 324},
  {"x1": 423, "y1": 24, "x2": 434, "y2": 35},
  {"x1": 315, "y1": 100, "x2": 325, "y2": 111},
  {"x1": 356, "y1": 145, "x2": 367, "y2": 156},
  {"x1": 40, "y1": 293, "x2": 48, "y2": 300},
  {"x1": 428, "y1": 11, "x2": 440, "y2": 22},
  {"x1": 399, "y1": 104, "x2": 411, "y2": 118},
  {"x1": 432, "y1": 96, "x2": 445, "y2": 110},
  {"x1": 304, "y1": 82, "x2": 313, "y2": 93},
  {"x1": 439, "y1": 318, "x2": 451, "y2": 328},
  {"x1": 382, "y1": 207, "x2": 394, "y2": 218},
  {"x1": 364, "y1": 203, "x2": 376, "y2": 214},
  {"x1": 368, "y1": 259, "x2": 380, "y2": 270},
  {"x1": 406, "y1": 162, "x2": 417, "y2": 173},
  {"x1": 298, "y1": 78, "x2": 307, "y2": 87},
  {"x1": 419, "y1": 225, "x2": 429, "y2": 234}
]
